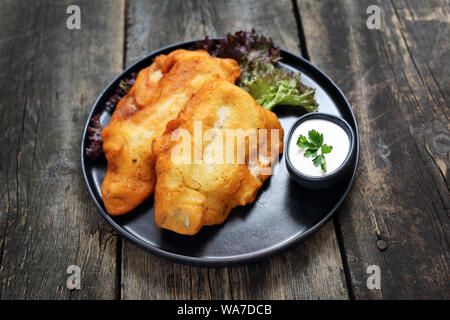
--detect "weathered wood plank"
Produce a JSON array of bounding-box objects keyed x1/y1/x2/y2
[
  {"x1": 0, "y1": 0, "x2": 124, "y2": 299},
  {"x1": 297, "y1": 0, "x2": 449, "y2": 299},
  {"x1": 122, "y1": 0, "x2": 348, "y2": 300}
]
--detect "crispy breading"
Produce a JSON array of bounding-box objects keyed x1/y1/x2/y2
[
  {"x1": 101, "y1": 50, "x2": 240, "y2": 215},
  {"x1": 152, "y1": 80, "x2": 283, "y2": 235}
]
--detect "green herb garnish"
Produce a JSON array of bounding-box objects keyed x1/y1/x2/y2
[{"x1": 296, "y1": 129, "x2": 333, "y2": 172}]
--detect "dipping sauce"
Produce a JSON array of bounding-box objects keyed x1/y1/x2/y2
[{"x1": 288, "y1": 119, "x2": 350, "y2": 177}]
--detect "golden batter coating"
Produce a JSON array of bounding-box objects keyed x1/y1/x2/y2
[
  {"x1": 152, "y1": 80, "x2": 283, "y2": 235},
  {"x1": 101, "y1": 50, "x2": 240, "y2": 215}
]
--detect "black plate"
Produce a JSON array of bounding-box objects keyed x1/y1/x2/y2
[{"x1": 81, "y1": 40, "x2": 359, "y2": 267}]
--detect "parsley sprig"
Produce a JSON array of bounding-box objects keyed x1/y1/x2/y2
[{"x1": 296, "y1": 129, "x2": 333, "y2": 172}]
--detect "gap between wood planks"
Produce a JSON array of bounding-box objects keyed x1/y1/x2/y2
[
  {"x1": 292, "y1": 0, "x2": 311, "y2": 60},
  {"x1": 116, "y1": 0, "x2": 128, "y2": 301}
]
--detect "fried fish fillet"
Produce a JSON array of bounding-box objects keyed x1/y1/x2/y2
[
  {"x1": 152, "y1": 80, "x2": 284, "y2": 235},
  {"x1": 101, "y1": 50, "x2": 240, "y2": 215}
]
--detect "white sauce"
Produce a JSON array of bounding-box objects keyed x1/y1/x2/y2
[{"x1": 288, "y1": 119, "x2": 350, "y2": 177}]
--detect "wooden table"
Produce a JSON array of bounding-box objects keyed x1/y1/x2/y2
[{"x1": 0, "y1": 0, "x2": 448, "y2": 299}]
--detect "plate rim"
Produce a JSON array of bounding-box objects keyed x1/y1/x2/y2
[{"x1": 81, "y1": 39, "x2": 360, "y2": 267}]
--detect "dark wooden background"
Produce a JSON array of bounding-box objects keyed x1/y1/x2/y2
[{"x1": 0, "y1": 0, "x2": 448, "y2": 299}]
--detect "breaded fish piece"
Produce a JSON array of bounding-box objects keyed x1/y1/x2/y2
[
  {"x1": 101, "y1": 50, "x2": 240, "y2": 215},
  {"x1": 152, "y1": 80, "x2": 284, "y2": 235}
]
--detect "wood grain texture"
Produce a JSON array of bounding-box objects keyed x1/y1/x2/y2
[
  {"x1": 0, "y1": 0, "x2": 124, "y2": 299},
  {"x1": 297, "y1": 0, "x2": 449, "y2": 299},
  {"x1": 121, "y1": 0, "x2": 349, "y2": 300}
]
